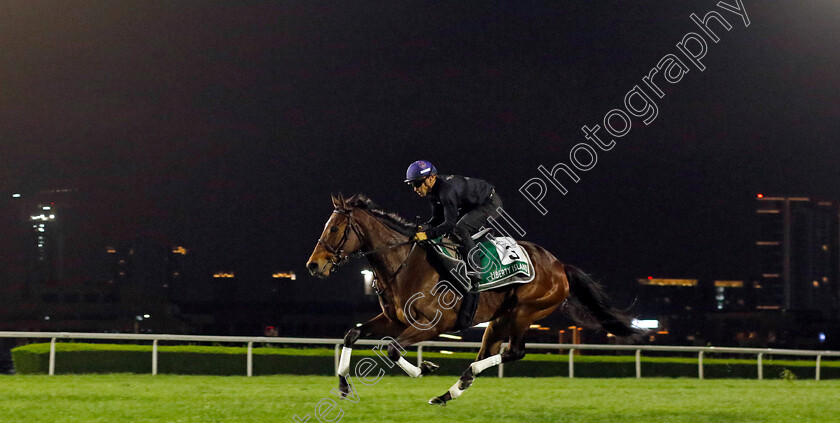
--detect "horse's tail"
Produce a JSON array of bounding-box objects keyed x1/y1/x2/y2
[{"x1": 563, "y1": 265, "x2": 647, "y2": 340}]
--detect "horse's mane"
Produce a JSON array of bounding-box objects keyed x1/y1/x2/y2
[{"x1": 345, "y1": 194, "x2": 415, "y2": 237}]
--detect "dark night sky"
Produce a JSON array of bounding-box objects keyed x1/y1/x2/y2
[{"x1": 1, "y1": 1, "x2": 839, "y2": 301}]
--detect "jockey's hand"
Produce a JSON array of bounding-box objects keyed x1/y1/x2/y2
[{"x1": 413, "y1": 231, "x2": 428, "y2": 242}]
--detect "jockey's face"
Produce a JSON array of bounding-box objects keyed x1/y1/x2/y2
[{"x1": 412, "y1": 174, "x2": 436, "y2": 197}]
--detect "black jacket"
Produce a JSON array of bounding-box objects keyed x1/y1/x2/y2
[{"x1": 424, "y1": 174, "x2": 494, "y2": 239}]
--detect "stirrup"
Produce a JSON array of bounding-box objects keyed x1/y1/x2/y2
[{"x1": 465, "y1": 270, "x2": 481, "y2": 292}]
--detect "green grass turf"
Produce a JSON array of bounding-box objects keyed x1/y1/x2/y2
[{"x1": 1, "y1": 375, "x2": 839, "y2": 423}]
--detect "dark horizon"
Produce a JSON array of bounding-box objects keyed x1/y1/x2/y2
[{"x1": 2, "y1": 1, "x2": 840, "y2": 304}]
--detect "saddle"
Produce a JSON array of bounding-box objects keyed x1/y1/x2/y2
[{"x1": 427, "y1": 229, "x2": 534, "y2": 293}]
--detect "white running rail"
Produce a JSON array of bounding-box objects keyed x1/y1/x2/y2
[{"x1": 2, "y1": 331, "x2": 838, "y2": 379}]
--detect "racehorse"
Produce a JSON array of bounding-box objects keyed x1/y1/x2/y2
[{"x1": 306, "y1": 193, "x2": 644, "y2": 405}]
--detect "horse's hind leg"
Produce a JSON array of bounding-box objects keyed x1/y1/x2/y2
[
  {"x1": 476, "y1": 318, "x2": 509, "y2": 360},
  {"x1": 429, "y1": 318, "x2": 513, "y2": 405}
]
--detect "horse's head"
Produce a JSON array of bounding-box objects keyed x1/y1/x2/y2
[{"x1": 306, "y1": 193, "x2": 366, "y2": 278}]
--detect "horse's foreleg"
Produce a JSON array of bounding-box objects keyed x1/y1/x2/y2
[
  {"x1": 337, "y1": 314, "x2": 404, "y2": 397},
  {"x1": 385, "y1": 323, "x2": 442, "y2": 378}
]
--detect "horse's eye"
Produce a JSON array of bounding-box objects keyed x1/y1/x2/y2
[{"x1": 330, "y1": 226, "x2": 339, "y2": 233}]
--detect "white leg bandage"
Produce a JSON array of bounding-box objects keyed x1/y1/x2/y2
[
  {"x1": 337, "y1": 347, "x2": 352, "y2": 376},
  {"x1": 448, "y1": 380, "x2": 465, "y2": 399},
  {"x1": 470, "y1": 354, "x2": 502, "y2": 375},
  {"x1": 395, "y1": 356, "x2": 423, "y2": 378}
]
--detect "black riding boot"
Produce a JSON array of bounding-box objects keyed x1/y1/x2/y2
[
  {"x1": 452, "y1": 290, "x2": 480, "y2": 332},
  {"x1": 459, "y1": 240, "x2": 483, "y2": 291}
]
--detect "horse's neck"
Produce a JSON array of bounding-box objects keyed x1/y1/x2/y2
[
  {"x1": 357, "y1": 214, "x2": 411, "y2": 280},
  {"x1": 357, "y1": 214, "x2": 437, "y2": 322}
]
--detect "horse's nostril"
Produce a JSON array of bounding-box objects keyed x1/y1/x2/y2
[{"x1": 307, "y1": 262, "x2": 320, "y2": 274}]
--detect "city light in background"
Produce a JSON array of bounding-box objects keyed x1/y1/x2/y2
[
  {"x1": 633, "y1": 320, "x2": 660, "y2": 330},
  {"x1": 0, "y1": 1, "x2": 838, "y2": 350}
]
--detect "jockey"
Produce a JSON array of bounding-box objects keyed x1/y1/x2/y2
[{"x1": 405, "y1": 160, "x2": 503, "y2": 280}]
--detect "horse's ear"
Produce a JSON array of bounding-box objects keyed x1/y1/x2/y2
[{"x1": 331, "y1": 193, "x2": 347, "y2": 210}]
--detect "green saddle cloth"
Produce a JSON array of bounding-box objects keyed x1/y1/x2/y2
[{"x1": 429, "y1": 236, "x2": 534, "y2": 291}]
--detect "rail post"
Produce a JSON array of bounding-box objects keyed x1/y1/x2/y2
[
  {"x1": 152, "y1": 339, "x2": 158, "y2": 375},
  {"x1": 247, "y1": 342, "x2": 253, "y2": 377},
  {"x1": 635, "y1": 350, "x2": 642, "y2": 379},
  {"x1": 417, "y1": 345, "x2": 423, "y2": 368},
  {"x1": 757, "y1": 353, "x2": 763, "y2": 380},
  {"x1": 816, "y1": 355, "x2": 821, "y2": 381},
  {"x1": 49, "y1": 338, "x2": 56, "y2": 376},
  {"x1": 334, "y1": 344, "x2": 340, "y2": 375},
  {"x1": 498, "y1": 346, "x2": 505, "y2": 378},
  {"x1": 698, "y1": 351, "x2": 704, "y2": 380},
  {"x1": 568, "y1": 349, "x2": 575, "y2": 378}
]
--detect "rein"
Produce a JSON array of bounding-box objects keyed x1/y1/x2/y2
[
  {"x1": 317, "y1": 208, "x2": 415, "y2": 294},
  {"x1": 353, "y1": 239, "x2": 414, "y2": 258}
]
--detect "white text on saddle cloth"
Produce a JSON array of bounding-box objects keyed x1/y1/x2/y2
[{"x1": 493, "y1": 237, "x2": 526, "y2": 266}]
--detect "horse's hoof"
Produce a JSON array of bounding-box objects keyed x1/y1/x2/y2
[
  {"x1": 337, "y1": 376, "x2": 350, "y2": 399},
  {"x1": 428, "y1": 396, "x2": 447, "y2": 406},
  {"x1": 420, "y1": 360, "x2": 440, "y2": 375}
]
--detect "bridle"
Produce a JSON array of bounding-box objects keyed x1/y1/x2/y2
[
  {"x1": 316, "y1": 208, "x2": 363, "y2": 269},
  {"x1": 316, "y1": 207, "x2": 415, "y2": 293}
]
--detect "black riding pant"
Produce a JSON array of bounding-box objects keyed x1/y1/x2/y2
[{"x1": 452, "y1": 192, "x2": 503, "y2": 271}]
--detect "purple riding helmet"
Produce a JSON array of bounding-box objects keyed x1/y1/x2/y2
[{"x1": 404, "y1": 160, "x2": 438, "y2": 183}]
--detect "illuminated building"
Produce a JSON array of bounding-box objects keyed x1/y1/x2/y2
[
  {"x1": 0, "y1": 189, "x2": 187, "y2": 333},
  {"x1": 713, "y1": 280, "x2": 746, "y2": 311},
  {"x1": 0, "y1": 189, "x2": 115, "y2": 330},
  {"x1": 754, "y1": 196, "x2": 839, "y2": 314},
  {"x1": 634, "y1": 277, "x2": 703, "y2": 344}
]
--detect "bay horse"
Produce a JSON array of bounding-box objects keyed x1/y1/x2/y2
[{"x1": 306, "y1": 193, "x2": 644, "y2": 405}]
